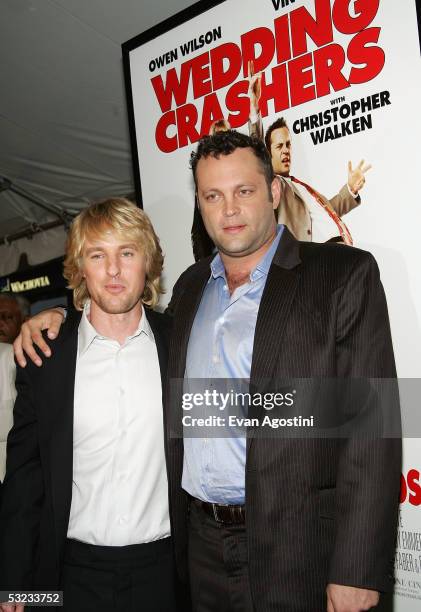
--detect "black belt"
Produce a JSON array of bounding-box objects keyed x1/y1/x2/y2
[{"x1": 191, "y1": 496, "x2": 245, "y2": 525}]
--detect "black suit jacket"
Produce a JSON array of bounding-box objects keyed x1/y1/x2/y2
[
  {"x1": 0, "y1": 307, "x2": 172, "y2": 591},
  {"x1": 166, "y1": 228, "x2": 401, "y2": 611}
]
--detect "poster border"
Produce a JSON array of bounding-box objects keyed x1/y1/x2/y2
[{"x1": 122, "y1": 0, "x2": 227, "y2": 209}]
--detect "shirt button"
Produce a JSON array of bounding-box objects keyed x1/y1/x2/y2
[
  {"x1": 212, "y1": 355, "x2": 219, "y2": 364},
  {"x1": 118, "y1": 516, "x2": 127, "y2": 525},
  {"x1": 120, "y1": 388, "x2": 125, "y2": 396},
  {"x1": 120, "y1": 430, "x2": 127, "y2": 438},
  {"x1": 307, "y1": 229, "x2": 311, "y2": 235}
]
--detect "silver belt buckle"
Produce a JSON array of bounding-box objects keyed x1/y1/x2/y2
[{"x1": 212, "y1": 503, "x2": 223, "y2": 523}]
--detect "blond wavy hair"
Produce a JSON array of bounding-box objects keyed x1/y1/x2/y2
[{"x1": 64, "y1": 198, "x2": 164, "y2": 310}]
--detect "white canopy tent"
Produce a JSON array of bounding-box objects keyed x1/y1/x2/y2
[{"x1": 0, "y1": 0, "x2": 195, "y2": 276}]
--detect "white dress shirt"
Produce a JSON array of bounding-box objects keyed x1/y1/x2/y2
[
  {"x1": 0, "y1": 342, "x2": 16, "y2": 482},
  {"x1": 67, "y1": 303, "x2": 170, "y2": 546}
]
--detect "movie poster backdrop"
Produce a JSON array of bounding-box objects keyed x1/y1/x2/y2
[{"x1": 123, "y1": 1, "x2": 421, "y2": 608}]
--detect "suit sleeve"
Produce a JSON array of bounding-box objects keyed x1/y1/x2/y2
[
  {"x1": 328, "y1": 183, "x2": 361, "y2": 217},
  {"x1": 328, "y1": 252, "x2": 401, "y2": 592},
  {"x1": 0, "y1": 363, "x2": 43, "y2": 590},
  {"x1": 248, "y1": 112, "x2": 264, "y2": 141}
]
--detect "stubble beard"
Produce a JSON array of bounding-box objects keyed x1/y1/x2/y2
[{"x1": 93, "y1": 293, "x2": 142, "y2": 315}]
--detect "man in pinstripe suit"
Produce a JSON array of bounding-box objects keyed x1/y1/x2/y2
[{"x1": 166, "y1": 130, "x2": 401, "y2": 612}]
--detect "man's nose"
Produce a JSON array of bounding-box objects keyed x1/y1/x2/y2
[
  {"x1": 222, "y1": 194, "x2": 239, "y2": 217},
  {"x1": 106, "y1": 256, "x2": 121, "y2": 277}
]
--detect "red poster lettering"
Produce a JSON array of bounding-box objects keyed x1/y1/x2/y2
[
  {"x1": 289, "y1": 53, "x2": 316, "y2": 107},
  {"x1": 151, "y1": 63, "x2": 191, "y2": 113},
  {"x1": 155, "y1": 111, "x2": 177, "y2": 153},
  {"x1": 226, "y1": 80, "x2": 250, "y2": 128},
  {"x1": 151, "y1": 2, "x2": 387, "y2": 151},
  {"x1": 240, "y1": 27, "x2": 275, "y2": 76},
  {"x1": 348, "y1": 28, "x2": 385, "y2": 85},
  {"x1": 333, "y1": 0, "x2": 380, "y2": 35},
  {"x1": 190, "y1": 52, "x2": 212, "y2": 99},
  {"x1": 290, "y1": 0, "x2": 333, "y2": 57},
  {"x1": 200, "y1": 93, "x2": 224, "y2": 137},
  {"x1": 407, "y1": 469, "x2": 421, "y2": 506},
  {"x1": 176, "y1": 103, "x2": 200, "y2": 148},
  {"x1": 314, "y1": 43, "x2": 350, "y2": 97},
  {"x1": 210, "y1": 43, "x2": 242, "y2": 90},
  {"x1": 274, "y1": 14, "x2": 291, "y2": 64},
  {"x1": 258, "y1": 63, "x2": 290, "y2": 117}
]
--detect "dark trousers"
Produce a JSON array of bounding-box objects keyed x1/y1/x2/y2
[
  {"x1": 61, "y1": 537, "x2": 177, "y2": 612},
  {"x1": 188, "y1": 502, "x2": 254, "y2": 612}
]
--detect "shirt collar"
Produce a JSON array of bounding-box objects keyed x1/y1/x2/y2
[
  {"x1": 253, "y1": 224, "x2": 284, "y2": 279},
  {"x1": 78, "y1": 300, "x2": 150, "y2": 356},
  {"x1": 209, "y1": 224, "x2": 284, "y2": 283},
  {"x1": 210, "y1": 251, "x2": 225, "y2": 280}
]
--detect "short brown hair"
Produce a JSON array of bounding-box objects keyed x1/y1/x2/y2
[
  {"x1": 190, "y1": 130, "x2": 275, "y2": 196},
  {"x1": 64, "y1": 198, "x2": 164, "y2": 310}
]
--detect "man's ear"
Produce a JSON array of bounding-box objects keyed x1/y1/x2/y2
[{"x1": 271, "y1": 176, "x2": 281, "y2": 211}]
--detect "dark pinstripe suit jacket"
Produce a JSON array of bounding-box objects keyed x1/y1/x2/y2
[{"x1": 166, "y1": 227, "x2": 401, "y2": 612}]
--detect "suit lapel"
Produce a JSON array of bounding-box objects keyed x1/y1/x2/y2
[
  {"x1": 145, "y1": 308, "x2": 168, "y2": 388},
  {"x1": 167, "y1": 263, "x2": 210, "y2": 445},
  {"x1": 170, "y1": 264, "x2": 211, "y2": 379},
  {"x1": 144, "y1": 308, "x2": 173, "y2": 471},
  {"x1": 248, "y1": 228, "x2": 301, "y2": 449},
  {"x1": 49, "y1": 312, "x2": 80, "y2": 560}
]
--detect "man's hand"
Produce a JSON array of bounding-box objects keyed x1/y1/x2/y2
[
  {"x1": 247, "y1": 60, "x2": 262, "y2": 115},
  {"x1": 13, "y1": 308, "x2": 65, "y2": 367},
  {"x1": 348, "y1": 160, "x2": 371, "y2": 195},
  {"x1": 0, "y1": 604, "x2": 24, "y2": 612},
  {"x1": 327, "y1": 584, "x2": 379, "y2": 612}
]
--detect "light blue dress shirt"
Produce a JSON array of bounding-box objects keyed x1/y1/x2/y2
[{"x1": 182, "y1": 226, "x2": 284, "y2": 504}]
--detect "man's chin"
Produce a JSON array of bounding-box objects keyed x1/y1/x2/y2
[
  {"x1": 216, "y1": 239, "x2": 256, "y2": 258},
  {"x1": 94, "y1": 296, "x2": 141, "y2": 315}
]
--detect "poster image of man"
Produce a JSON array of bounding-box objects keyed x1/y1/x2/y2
[{"x1": 248, "y1": 64, "x2": 371, "y2": 245}]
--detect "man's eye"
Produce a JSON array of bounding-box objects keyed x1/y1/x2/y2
[
  {"x1": 90, "y1": 253, "x2": 103, "y2": 259},
  {"x1": 239, "y1": 188, "x2": 253, "y2": 196},
  {"x1": 205, "y1": 193, "x2": 219, "y2": 202},
  {"x1": 122, "y1": 251, "x2": 134, "y2": 257}
]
